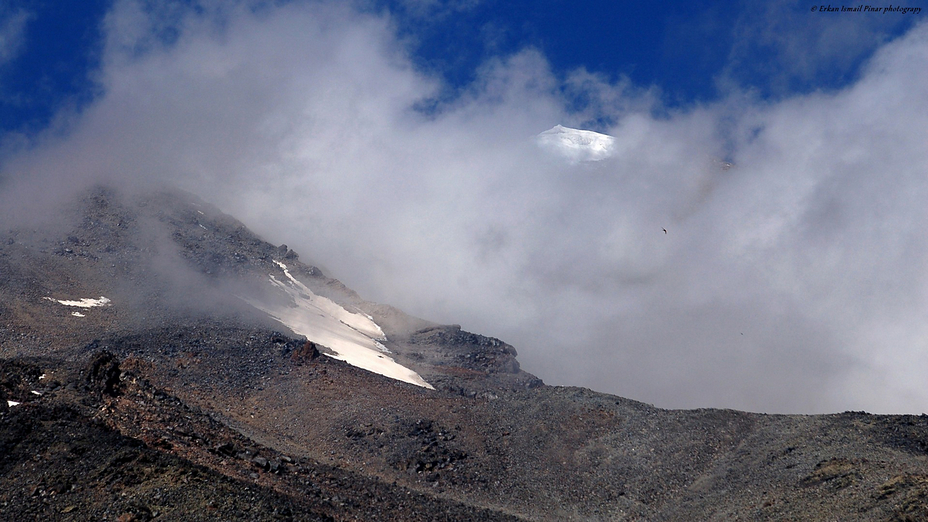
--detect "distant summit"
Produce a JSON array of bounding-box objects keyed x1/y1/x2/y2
[{"x1": 536, "y1": 124, "x2": 616, "y2": 162}]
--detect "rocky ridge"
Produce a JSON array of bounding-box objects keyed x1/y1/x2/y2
[{"x1": 1, "y1": 186, "x2": 927, "y2": 521}]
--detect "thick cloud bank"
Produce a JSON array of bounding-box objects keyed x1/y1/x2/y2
[{"x1": 2, "y1": 1, "x2": 927, "y2": 413}]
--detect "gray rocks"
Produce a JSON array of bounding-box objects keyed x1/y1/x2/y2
[{"x1": 411, "y1": 325, "x2": 522, "y2": 374}]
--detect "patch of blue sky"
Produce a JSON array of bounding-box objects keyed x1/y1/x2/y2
[
  {"x1": 1, "y1": 0, "x2": 925, "y2": 136},
  {"x1": 0, "y1": 1, "x2": 109, "y2": 136}
]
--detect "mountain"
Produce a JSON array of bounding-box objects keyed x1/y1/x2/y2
[
  {"x1": 1, "y1": 186, "x2": 927, "y2": 521},
  {"x1": 536, "y1": 125, "x2": 616, "y2": 162}
]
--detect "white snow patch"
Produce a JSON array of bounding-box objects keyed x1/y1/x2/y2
[
  {"x1": 44, "y1": 296, "x2": 111, "y2": 308},
  {"x1": 71, "y1": 311, "x2": 86, "y2": 317},
  {"x1": 30, "y1": 390, "x2": 42, "y2": 396},
  {"x1": 247, "y1": 262, "x2": 434, "y2": 389},
  {"x1": 6, "y1": 401, "x2": 20, "y2": 407},
  {"x1": 536, "y1": 124, "x2": 616, "y2": 162}
]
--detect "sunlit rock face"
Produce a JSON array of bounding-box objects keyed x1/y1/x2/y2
[{"x1": 535, "y1": 124, "x2": 616, "y2": 162}]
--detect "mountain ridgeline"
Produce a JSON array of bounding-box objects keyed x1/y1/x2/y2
[{"x1": 1, "y1": 186, "x2": 927, "y2": 521}]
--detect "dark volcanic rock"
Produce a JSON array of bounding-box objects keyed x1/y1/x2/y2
[
  {"x1": 289, "y1": 340, "x2": 320, "y2": 364},
  {"x1": 3, "y1": 186, "x2": 928, "y2": 521},
  {"x1": 411, "y1": 325, "x2": 522, "y2": 374},
  {"x1": 87, "y1": 350, "x2": 122, "y2": 396},
  {"x1": 0, "y1": 357, "x2": 523, "y2": 521}
]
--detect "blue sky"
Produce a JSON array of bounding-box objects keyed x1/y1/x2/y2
[
  {"x1": 3, "y1": 1, "x2": 919, "y2": 135},
  {"x1": 0, "y1": 1, "x2": 107, "y2": 134},
  {"x1": 1, "y1": 1, "x2": 927, "y2": 414}
]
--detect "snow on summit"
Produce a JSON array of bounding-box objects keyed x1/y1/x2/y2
[
  {"x1": 536, "y1": 125, "x2": 616, "y2": 162},
  {"x1": 246, "y1": 261, "x2": 434, "y2": 389}
]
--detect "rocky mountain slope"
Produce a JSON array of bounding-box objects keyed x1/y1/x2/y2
[{"x1": 1, "y1": 186, "x2": 926, "y2": 521}]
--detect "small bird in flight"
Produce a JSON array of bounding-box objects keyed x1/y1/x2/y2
[{"x1": 662, "y1": 228, "x2": 667, "y2": 234}]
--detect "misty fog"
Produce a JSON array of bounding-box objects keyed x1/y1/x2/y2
[{"x1": 1, "y1": 1, "x2": 927, "y2": 413}]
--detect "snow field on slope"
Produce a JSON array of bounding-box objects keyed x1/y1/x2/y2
[
  {"x1": 43, "y1": 296, "x2": 111, "y2": 308},
  {"x1": 247, "y1": 262, "x2": 434, "y2": 389}
]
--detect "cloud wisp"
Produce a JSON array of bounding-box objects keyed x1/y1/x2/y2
[
  {"x1": 1, "y1": 1, "x2": 927, "y2": 414},
  {"x1": 0, "y1": 8, "x2": 30, "y2": 67}
]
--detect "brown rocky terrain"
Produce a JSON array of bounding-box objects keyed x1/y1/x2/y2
[{"x1": 2, "y1": 186, "x2": 927, "y2": 521}]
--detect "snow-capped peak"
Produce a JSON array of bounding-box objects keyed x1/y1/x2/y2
[{"x1": 535, "y1": 124, "x2": 616, "y2": 162}]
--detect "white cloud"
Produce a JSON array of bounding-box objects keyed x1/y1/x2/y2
[
  {"x1": 0, "y1": 8, "x2": 30, "y2": 66},
  {"x1": 2, "y1": 1, "x2": 927, "y2": 413},
  {"x1": 720, "y1": 0, "x2": 920, "y2": 96}
]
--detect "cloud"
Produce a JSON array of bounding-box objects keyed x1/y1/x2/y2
[
  {"x1": 1, "y1": 1, "x2": 927, "y2": 414},
  {"x1": 0, "y1": 8, "x2": 30, "y2": 67},
  {"x1": 383, "y1": 0, "x2": 482, "y2": 19},
  {"x1": 719, "y1": 0, "x2": 921, "y2": 97}
]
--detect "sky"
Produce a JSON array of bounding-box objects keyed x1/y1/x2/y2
[{"x1": 1, "y1": 0, "x2": 927, "y2": 413}]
